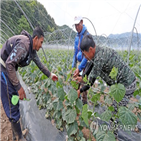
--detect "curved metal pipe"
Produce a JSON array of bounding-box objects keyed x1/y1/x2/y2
[
  {"x1": 1, "y1": 19, "x2": 15, "y2": 35},
  {"x1": 127, "y1": 4, "x2": 141, "y2": 64},
  {"x1": 83, "y1": 17, "x2": 98, "y2": 39},
  {"x1": 0, "y1": 29, "x2": 10, "y2": 39}
]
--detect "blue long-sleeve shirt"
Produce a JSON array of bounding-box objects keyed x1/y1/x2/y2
[{"x1": 72, "y1": 25, "x2": 88, "y2": 71}]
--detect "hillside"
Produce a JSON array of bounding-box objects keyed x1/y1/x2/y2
[
  {"x1": 108, "y1": 32, "x2": 141, "y2": 48},
  {"x1": 1, "y1": 0, "x2": 75, "y2": 43},
  {"x1": 95, "y1": 32, "x2": 141, "y2": 49},
  {"x1": 1, "y1": 0, "x2": 140, "y2": 49}
]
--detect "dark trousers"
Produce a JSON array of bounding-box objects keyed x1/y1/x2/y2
[{"x1": 1, "y1": 70, "x2": 20, "y2": 122}]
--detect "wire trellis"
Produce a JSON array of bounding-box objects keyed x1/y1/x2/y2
[{"x1": 0, "y1": 1, "x2": 141, "y2": 69}]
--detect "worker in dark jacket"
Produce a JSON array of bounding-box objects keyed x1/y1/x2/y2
[{"x1": 0, "y1": 26, "x2": 58, "y2": 141}]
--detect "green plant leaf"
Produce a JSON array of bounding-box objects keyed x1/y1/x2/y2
[
  {"x1": 81, "y1": 104, "x2": 88, "y2": 126},
  {"x1": 139, "y1": 104, "x2": 141, "y2": 110},
  {"x1": 56, "y1": 100, "x2": 63, "y2": 111},
  {"x1": 79, "y1": 117, "x2": 87, "y2": 127},
  {"x1": 83, "y1": 75, "x2": 87, "y2": 83},
  {"x1": 68, "y1": 88, "x2": 78, "y2": 104},
  {"x1": 71, "y1": 81, "x2": 79, "y2": 90},
  {"x1": 57, "y1": 88, "x2": 66, "y2": 100},
  {"x1": 56, "y1": 118, "x2": 62, "y2": 129},
  {"x1": 88, "y1": 110, "x2": 93, "y2": 119},
  {"x1": 66, "y1": 73, "x2": 71, "y2": 81},
  {"x1": 66, "y1": 121, "x2": 78, "y2": 136},
  {"x1": 101, "y1": 110, "x2": 112, "y2": 122},
  {"x1": 118, "y1": 107, "x2": 137, "y2": 125},
  {"x1": 139, "y1": 98, "x2": 141, "y2": 103},
  {"x1": 133, "y1": 88, "x2": 141, "y2": 97},
  {"x1": 62, "y1": 108, "x2": 76, "y2": 124},
  {"x1": 23, "y1": 98, "x2": 30, "y2": 101},
  {"x1": 100, "y1": 85, "x2": 106, "y2": 93},
  {"x1": 96, "y1": 131, "x2": 116, "y2": 141},
  {"x1": 52, "y1": 98, "x2": 58, "y2": 110},
  {"x1": 54, "y1": 111, "x2": 62, "y2": 119},
  {"x1": 91, "y1": 94, "x2": 100, "y2": 103},
  {"x1": 56, "y1": 81, "x2": 63, "y2": 88},
  {"x1": 64, "y1": 95, "x2": 68, "y2": 100},
  {"x1": 138, "y1": 98, "x2": 141, "y2": 109},
  {"x1": 94, "y1": 112, "x2": 101, "y2": 118},
  {"x1": 57, "y1": 66, "x2": 62, "y2": 71},
  {"x1": 78, "y1": 130, "x2": 83, "y2": 138},
  {"x1": 108, "y1": 106, "x2": 114, "y2": 112},
  {"x1": 76, "y1": 98, "x2": 83, "y2": 111},
  {"x1": 105, "y1": 96, "x2": 112, "y2": 105},
  {"x1": 67, "y1": 137, "x2": 74, "y2": 141},
  {"x1": 75, "y1": 106, "x2": 80, "y2": 114},
  {"x1": 88, "y1": 87, "x2": 93, "y2": 95},
  {"x1": 80, "y1": 137, "x2": 86, "y2": 141},
  {"x1": 137, "y1": 113, "x2": 141, "y2": 121},
  {"x1": 109, "y1": 67, "x2": 118, "y2": 80},
  {"x1": 64, "y1": 100, "x2": 70, "y2": 106},
  {"x1": 127, "y1": 103, "x2": 136, "y2": 111},
  {"x1": 109, "y1": 83, "x2": 125, "y2": 103}
]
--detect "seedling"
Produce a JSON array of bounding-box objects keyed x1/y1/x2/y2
[{"x1": 11, "y1": 95, "x2": 30, "y2": 105}]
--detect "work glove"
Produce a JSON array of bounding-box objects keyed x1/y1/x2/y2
[{"x1": 50, "y1": 73, "x2": 58, "y2": 81}]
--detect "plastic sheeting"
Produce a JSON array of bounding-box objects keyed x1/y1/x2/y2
[
  {"x1": 19, "y1": 73, "x2": 141, "y2": 141},
  {"x1": 19, "y1": 75, "x2": 66, "y2": 141},
  {"x1": 118, "y1": 124, "x2": 141, "y2": 141}
]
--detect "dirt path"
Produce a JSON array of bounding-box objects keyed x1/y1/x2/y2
[{"x1": 0, "y1": 99, "x2": 13, "y2": 141}]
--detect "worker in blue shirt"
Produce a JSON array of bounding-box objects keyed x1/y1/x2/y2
[{"x1": 72, "y1": 16, "x2": 89, "y2": 104}]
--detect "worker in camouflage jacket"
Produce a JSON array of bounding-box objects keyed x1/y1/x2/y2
[{"x1": 74, "y1": 34, "x2": 136, "y2": 139}]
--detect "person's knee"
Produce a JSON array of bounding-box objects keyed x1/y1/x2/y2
[{"x1": 9, "y1": 113, "x2": 20, "y2": 123}]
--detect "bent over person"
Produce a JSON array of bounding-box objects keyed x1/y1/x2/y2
[
  {"x1": 75, "y1": 34, "x2": 136, "y2": 138},
  {"x1": 0, "y1": 26, "x2": 58, "y2": 141}
]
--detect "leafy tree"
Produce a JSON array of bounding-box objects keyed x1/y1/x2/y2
[{"x1": 17, "y1": 15, "x2": 32, "y2": 34}]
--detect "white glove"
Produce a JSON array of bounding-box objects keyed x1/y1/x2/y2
[
  {"x1": 50, "y1": 73, "x2": 58, "y2": 81},
  {"x1": 50, "y1": 73, "x2": 57, "y2": 78}
]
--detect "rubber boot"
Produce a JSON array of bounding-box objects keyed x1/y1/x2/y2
[
  {"x1": 12, "y1": 129, "x2": 16, "y2": 141},
  {"x1": 11, "y1": 121, "x2": 27, "y2": 141}
]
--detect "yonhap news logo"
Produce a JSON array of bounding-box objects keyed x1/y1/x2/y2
[{"x1": 90, "y1": 121, "x2": 138, "y2": 132}]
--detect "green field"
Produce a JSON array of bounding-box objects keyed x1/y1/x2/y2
[{"x1": 19, "y1": 49, "x2": 141, "y2": 141}]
